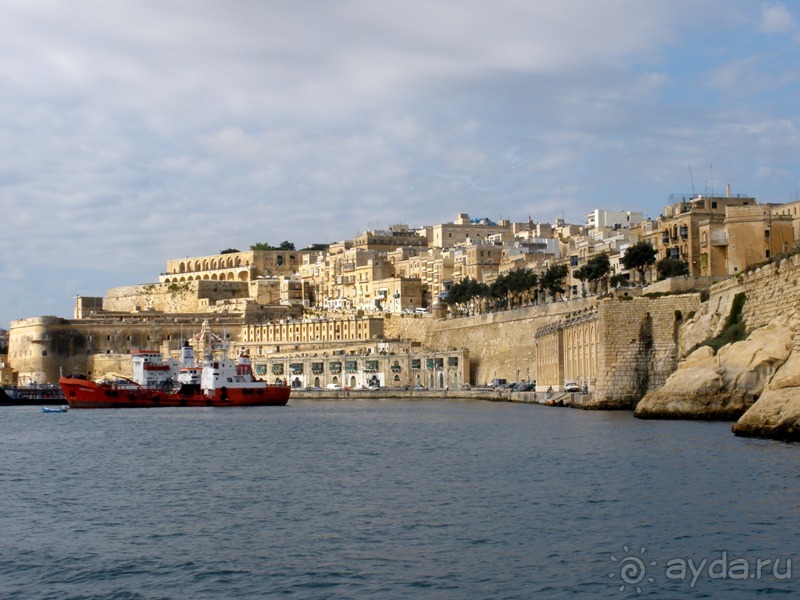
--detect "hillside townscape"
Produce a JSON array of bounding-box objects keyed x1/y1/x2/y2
[{"x1": 3, "y1": 190, "x2": 800, "y2": 440}]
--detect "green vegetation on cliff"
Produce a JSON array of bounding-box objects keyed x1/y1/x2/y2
[{"x1": 700, "y1": 291, "x2": 747, "y2": 352}]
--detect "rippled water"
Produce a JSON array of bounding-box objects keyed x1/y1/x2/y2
[{"x1": 0, "y1": 399, "x2": 797, "y2": 599}]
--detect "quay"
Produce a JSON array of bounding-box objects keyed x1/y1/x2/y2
[{"x1": 290, "y1": 388, "x2": 594, "y2": 407}]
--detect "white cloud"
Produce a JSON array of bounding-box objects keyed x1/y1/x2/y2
[
  {"x1": 760, "y1": 3, "x2": 797, "y2": 34},
  {"x1": 1, "y1": 1, "x2": 799, "y2": 325}
]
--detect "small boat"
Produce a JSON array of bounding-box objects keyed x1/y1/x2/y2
[{"x1": 42, "y1": 406, "x2": 69, "y2": 413}]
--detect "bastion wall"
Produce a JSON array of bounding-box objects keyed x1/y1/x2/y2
[
  {"x1": 103, "y1": 280, "x2": 251, "y2": 314},
  {"x1": 710, "y1": 254, "x2": 800, "y2": 332},
  {"x1": 420, "y1": 298, "x2": 598, "y2": 386},
  {"x1": 390, "y1": 294, "x2": 701, "y2": 408},
  {"x1": 593, "y1": 295, "x2": 701, "y2": 407}
]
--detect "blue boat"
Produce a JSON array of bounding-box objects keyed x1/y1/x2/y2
[{"x1": 41, "y1": 406, "x2": 69, "y2": 413}]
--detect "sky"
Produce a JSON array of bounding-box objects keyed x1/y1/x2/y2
[{"x1": 1, "y1": 1, "x2": 799, "y2": 328}]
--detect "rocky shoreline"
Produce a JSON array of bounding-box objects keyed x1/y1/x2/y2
[
  {"x1": 634, "y1": 310, "x2": 800, "y2": 442},
  {"x1": 292, "y1": 306, "x2": 800, "y2": 443}
]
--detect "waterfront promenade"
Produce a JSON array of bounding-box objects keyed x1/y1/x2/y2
[{"x1": 290, "y1": 387, "x2": 593, "y2": 407}]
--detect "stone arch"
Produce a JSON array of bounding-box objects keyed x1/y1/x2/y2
[
  {"x1": 211, "y1": 274, "x2": 218, "y2": 280},
  {"x1": 178, "y1": 262, "x2": 186, "y2": 273}
]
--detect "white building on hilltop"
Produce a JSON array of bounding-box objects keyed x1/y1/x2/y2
[{"x1": 585, "y1": 209, "x2": 643, "y2": 232}]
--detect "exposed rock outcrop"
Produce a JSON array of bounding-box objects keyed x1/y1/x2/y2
[
  {"x1": 732, "y1": 341, "x2": 800, "y2": 441},
  {"x1": 634, "y1": 312, "x2": 796, "y2": 421}
]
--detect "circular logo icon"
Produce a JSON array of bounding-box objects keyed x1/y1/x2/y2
[{"x1": 610, "y1": 545, "x2": 656, "y2": 593}]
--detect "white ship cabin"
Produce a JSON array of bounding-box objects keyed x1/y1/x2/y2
[
  {"x1": 131, "y1": 349, "x2": 179, "y2": 388},
  {"x1": 176, "y1": 341, "x2": 202, "y2": 386},
  {"x1": 200, "y1": 353, "x2": 262, "y2": 391}
]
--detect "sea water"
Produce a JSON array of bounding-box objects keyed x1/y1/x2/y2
[{"x1": 0, "y1": 399, "x2": 797, "y2": 599}]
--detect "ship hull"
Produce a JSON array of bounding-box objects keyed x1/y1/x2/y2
[
  {"x1": 1, "y1": 385, "x2": 66, "y2": 406},
  {"x1": 59, "y1": 377, "x2": 290, "y2": 409}
]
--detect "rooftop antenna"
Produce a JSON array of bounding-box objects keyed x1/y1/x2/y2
[
  {"x1": 688, "y1": 164, "x2": 696, "y2": 196},
  {"x1": 709, "y1": 163, "x2": 715, "y2": 196}
]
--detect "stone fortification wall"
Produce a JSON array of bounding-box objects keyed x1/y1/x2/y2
[
  {"x1": 382, "y1": 314, "x2": 430, "y2": 345},
  {"x1": 422, "y1": 299, "x2": 597, "y2": 386},
  {"x1": 711, "y1": 254, "x2": 800, "y2": 332},
  {"x1": 679, "y1": 254, "x2": 800, "y2": 355},
  {"x1": 8, "y1": 315, "x2": 245, "y2": 383},
  {"x1": 103, "y1": 280, "x2": 250, "y2": 314},
  {"x1": 592, "y1": 295, "x2": 701, "y2": 407},
  {"x1": 8, "y1": 317, "x2": 91, "y2": 383}
]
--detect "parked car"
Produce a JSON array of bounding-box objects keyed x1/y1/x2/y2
[
  {"x1": 459, "y1": 384, "x2": 471, "y2": 391},
  {"x1": 564, "y1": 381, "x2": 580, "y2": 393}
]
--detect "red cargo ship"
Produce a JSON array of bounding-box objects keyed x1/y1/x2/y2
[{"x1": 60, "y1": 321, "x2": 290, "y2": 409}]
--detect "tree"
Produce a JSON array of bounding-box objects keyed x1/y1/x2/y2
[
  {"x1": 656, "y1": 257, "x2": 690, "y2": 280},
  {"x1": 489, "y1": 268, "x2": 538, "y2": 310},
  {"x1": 251, "y1": 241, "x2": 296, "y2": 251},
  {"x1": 610, "y1": 273, "x2": 629, "y2": 288},
  {"x1": 219, "y1": 248, "x2": 240, "y2": 254},
  {"x1": 574, "y1": 252, "x2": 611, "y2": 295},
  {"x1": 443, "y1": 277, "x2": 489, "y2": 316},
  {"x1": 250, "y1": 242, "x2": 276, "y2": 251},
  {"x1": 621, "y1": 241, "x2": 657, "y2": 285},
  {"x1": 539, "y1": 263, "x2": 569, "y2": 302}
]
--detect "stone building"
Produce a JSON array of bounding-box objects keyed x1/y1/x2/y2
[
  {"x1": 423, "y1": 213, "x2": 513, "y2": 249},
  {"x1": 161, "y1": 249, "x2": 309, "y2": 283},
  {"x1": 241, "y1": 316, "x2": 384, "y2": 353},
  {"x1": 351, "y1": 224, "x2": 428, "y2": 253},
  {"x1": 636, "y1": 192, "x2": 757, "y2": 277},
  {"x1": 698, "y1": 204, "x2": 793, "y2": 276},
  {"x1": 254, "y1": 344, "x2": 469, "y2": 391}
]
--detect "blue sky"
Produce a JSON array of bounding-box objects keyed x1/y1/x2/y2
[{"x1": 1, "y1": 1, "x2": 799, "y2": 328}]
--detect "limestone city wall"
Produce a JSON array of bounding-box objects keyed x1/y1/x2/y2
[
  {"x1": 421, "y1": 298, "x2": 598, "y2": 386},
  {"x1": 103, "y1": 280, "x2": 251, "y2": 314},
  {"x1": 593, "y1": 295, "x2": 701, "y2": 407},
  {"x1": 679, "y1": 254, "x2": 800, "y2": 356},
  {"x1": 710, "y1": 253, "x2": 800, "y2": 332}
]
